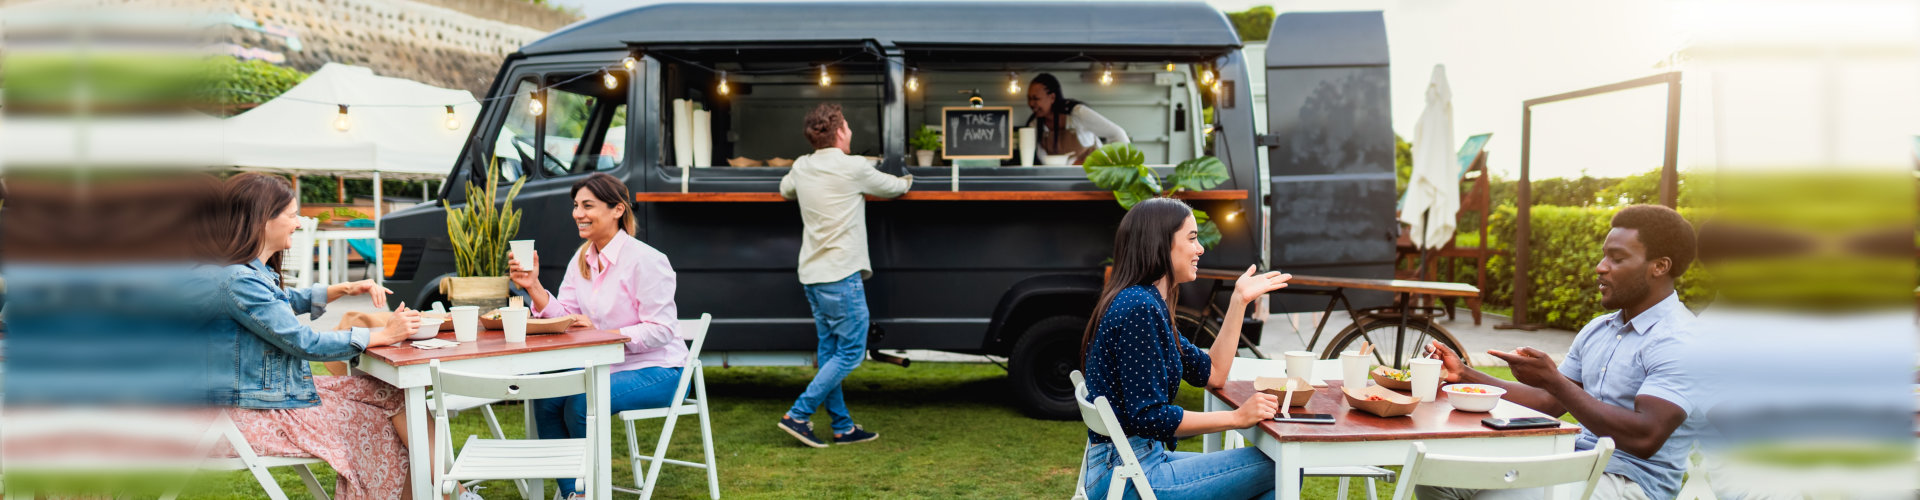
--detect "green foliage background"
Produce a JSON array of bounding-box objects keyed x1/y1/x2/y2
[{"x1": 1476, "y1": 204, "x2": 1715, "y2": 330}]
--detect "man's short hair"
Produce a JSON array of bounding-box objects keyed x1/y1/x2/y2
[
  {"x1": 803, "y1": 103, "x2": 845, "y2": 149},
  {"x1": 1611, "y1": 204, "x2": 1696, "y2": 276}
]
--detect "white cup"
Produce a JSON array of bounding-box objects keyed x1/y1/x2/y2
[
  {"x1": 1018, "y1": 127, "x2": 1037, "y2": 167},
  {"x1": 499, "y1": 306, "x2": 529, "y2": 343},
  {"x1": 449, "y1": 306, "x2": 480, "y2": 342},
  {"x1": 1409, "y1": 358, "x2": 1443, "y2": 402},
  {"x1": 508, "y1": 240, "x2": 537, "y2": 271},
  {"x1": 1283, "y1": 351, "x2": 1315, "y2": 383},
  {"x1": 1340, "y1": 350, "x2": 1369, "y2": 388}
]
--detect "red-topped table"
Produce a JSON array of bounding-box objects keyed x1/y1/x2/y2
[
  {"x1": 359, "y1": 328, "x2": 628, "y2": 500},
  {"x1": 1204, "y1": 359, "x2": 1581, "y2": 500}
]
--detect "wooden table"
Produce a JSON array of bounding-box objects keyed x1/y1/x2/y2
[
  {"x1": 358, "y1": 328, "x2": 628, "y2": 500},
  {"x1": 1203, "y1": 359, "x2": 1581, "y2": 500}
]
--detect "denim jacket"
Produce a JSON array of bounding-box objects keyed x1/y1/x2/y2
[{"x1": 210, "y1": 259, "x2": 370, "y2": 409}]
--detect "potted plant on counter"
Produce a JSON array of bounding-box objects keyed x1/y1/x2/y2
[
  {"x1": 439, "y1": 159, "x2": 526, "y2": 309},
  {"x1": 910, "y1": 125, "x2": 942, "y2": 167},
  {"x1": 1083, "y1": 143, "x2": 1230, "y2": 248}
]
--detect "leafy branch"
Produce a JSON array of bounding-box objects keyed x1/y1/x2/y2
[{"x1": 1082, "y1": 143, "x2": 1230, "y2": 248}]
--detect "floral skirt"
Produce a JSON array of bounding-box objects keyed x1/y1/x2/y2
[{"x1": 228, "y1": 374, "x2": 408, "y2": 500}]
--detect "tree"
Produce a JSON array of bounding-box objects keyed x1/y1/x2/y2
[
  {"x1": 1227, "y1": 6, "x2": 1275, "y2": 42},
  {"x1": 1395, "y1": 134, "x2": 1412, "y2": 198}
]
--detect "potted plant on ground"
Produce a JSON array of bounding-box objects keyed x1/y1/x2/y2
[
  {"x1": 439, "y1": 159, "x2": 526, "y2": 309},
  {"x1": 910, "y1": 124, "x2": 942, "y2": 167},
  {"x1": 1082, "y1": 143, "x2": 1230, "y2": 248}
]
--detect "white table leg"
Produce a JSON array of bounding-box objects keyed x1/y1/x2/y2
[
  {"x1": 525, "y1": 401, "x2": 544, "y2": 500},
  {"x1": 1549, "y1": 434, "x2": 1578, "y2": 500},
  {"x1": 593, "y1": 365, "x2": 612, "y2": 500},
  {"x1": 1276, "y1": 443, "x2": 1303, "y2": 500},
  {"x1": 405, "y1": 386, "x2": 431, "y2": 500},
  {"x1": 1203, "y1": 394, "x2": 1221, "y2": 453}
]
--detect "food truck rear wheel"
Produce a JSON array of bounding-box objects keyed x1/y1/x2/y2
[{"x1": 1008, "y1": 315, "x2": 1087, "y2": 420}]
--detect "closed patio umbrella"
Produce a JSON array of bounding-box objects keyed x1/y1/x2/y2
[{"x1": 1400, "y1": 64, "x2": 1459, "y2": 250}]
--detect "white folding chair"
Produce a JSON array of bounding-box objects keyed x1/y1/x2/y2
[
  {"x1": 614, "y1": 313, "x2": 719, "y2": 500},
  {"x1": 427, "y1": 394, "x2": 527, "y2": 496},
  {"x1": 432, "y1": 360, "x2": 598, "y2": 499},
  {"x1": 165, "y1": 411, "x2": 333, "y2": 500},
  {"x1": 1390, "y1": 437, "x2": 1616, "y2": 500},
  {"x1": 1070, "y1": 370, "x2": 1157, "y2": 500},
  {"x1": 282, "y1": 216, "x2": 318, "y2": 288}
]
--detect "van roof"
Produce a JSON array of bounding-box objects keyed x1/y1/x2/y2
[{"x1": 519, "y1": 1, "x2": 1243, "y2": 56}]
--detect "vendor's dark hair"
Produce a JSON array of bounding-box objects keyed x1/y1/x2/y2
[
  {"x1": 1611, "y1": 204, "x2": 1696, "y2": 277},
  {"x1": 1027, "y1": 73, "x2": 1086, "y2": 150},
  {"x1": 802, "y1": 102, "x2": 846, "y2": 150},
  {"x1": 218, "y1": 172, "x2": 297, "y2": 284},
  {"x1": 1080, "y1": 197, "x2": 1191, "y2": 366},
  {"x1": 571, "y1": 172, "x2": 636, "y2": 280}
]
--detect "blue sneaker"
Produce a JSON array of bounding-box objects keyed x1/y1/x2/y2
[
  {"x1": 778, "y1": 415, "x2": 827, "y2": 448},
  {"x1": 833, "y1": 425, "x2": 878, "y2": 444}
]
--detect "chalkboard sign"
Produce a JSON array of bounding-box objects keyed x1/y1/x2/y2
[{"x1": 940, "y1": 106, "x2": 1013, "y2": 160}]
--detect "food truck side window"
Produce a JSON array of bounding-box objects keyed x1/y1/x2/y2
[
  {"x1": 660, "y1": 61, "x2": 884, "y2": 168},
  {"x1": 902, "y1": 65, "x2": 1204, "y2": 169},
  {"x1": 540, "y1": 73, "x2": 631, "y2": 176}
]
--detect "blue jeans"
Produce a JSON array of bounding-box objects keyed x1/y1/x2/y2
[
  {"x1": 785, "y1": 272, "x2": 868, "y2": 435},
  {"x1": 534, "y1": 365, "x2": 684, "y2": 496},
  {"x1": 1082, "y1": 436, "x2": 1276, "y2": 500}
]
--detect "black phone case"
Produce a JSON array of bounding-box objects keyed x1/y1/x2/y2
[
  {"x1": 1481, "y1": 417, "x2": 1559, "y2": 430},
  {"x1": 1273, "y1": 414, "x2": 1336, "y2": 424}
]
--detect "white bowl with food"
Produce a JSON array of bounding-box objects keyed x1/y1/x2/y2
[
  {"x1": 409, "y1": 317, "x2": 446, "y2": 340},
  {"x1": 1442, "y1": 384, "x2": 1506, "y2": 412}
]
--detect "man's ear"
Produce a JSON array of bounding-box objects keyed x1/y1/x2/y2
[{"x1": 1649, "y1": 256, "x2": 1672, "y2": 278}]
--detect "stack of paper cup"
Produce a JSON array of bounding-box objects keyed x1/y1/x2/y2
[
  {"x1": 1409, "y1": 358, "x2": 1443, "y2": 402},
  {"x1": 1340, "y1": 351, "x2": 1369, "y2": 388},
  {"x1": 450, "y1": 306, "x2": 480, "y2": 342},
  {"x1": 672, "y1": 99, "x2": 693, "y2": 167},
  {"x1": 1283, "y1": 351, "x2": 1315, "y2": 383},
  {"x1": 692, "y1": 108, "x2": 712, "y2": 168},
  {"x1": 1018, "y1": 127, "x2": 1037, "y2": 167},
  {"x1": 500, "y1": 306, "x2": 529, "y2": 343},
  {"x1": 508, "y1": 240, "x2": 536, "y2": 271}
]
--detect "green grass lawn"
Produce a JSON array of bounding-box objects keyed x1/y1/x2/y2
[{"x1": 173, "y1": 363, "x2": 1537, "y2": 499}]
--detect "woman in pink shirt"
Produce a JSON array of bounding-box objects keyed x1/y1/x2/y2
[{"x1": 507, "y1": 173, "x2": 686, "y2": 499}]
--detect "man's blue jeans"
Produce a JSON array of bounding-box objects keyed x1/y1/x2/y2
[
  {"x1": 785, "y1": 272, "x2": 868, "y2": 435},
  {"x1": 1082, "y1": 436, "x2": 1276, "y2": 500},
  {"x1": 535, "y1": 365, "x2": 683, "y2": 496}
]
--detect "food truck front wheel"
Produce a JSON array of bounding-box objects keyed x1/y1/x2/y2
[{"x1": 1008, "y1": 315, "x2": 1088, "y2": 420}]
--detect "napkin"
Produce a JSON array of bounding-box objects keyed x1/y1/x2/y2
[{"x1": 410, "y1": 339, "x2": 461, "y2": 350}]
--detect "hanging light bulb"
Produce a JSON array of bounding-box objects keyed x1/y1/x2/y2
[
  {"x1": 717, "y1": 71, "x2": 730, "y2": 96},
  {"x1": 1201, "y1": 67, "x2": 1215, "y2": 85},
  {"x1": 332, "y1": 104, "x2": 350, "y2": 132},
  {"x1": 1210, "y1": 79, "x2": 1222, "y2": 94},
  {"x1": 443, "y1": 105, "x2": 459, "y2": 130},
  {"x1": 819, "y1": 65, "x2": 831, "y2": 86},
  {"x1": 528, "y1": 91, "x2": 544, "y2": 116},
  {"x1": 1100, "y1": 63, "x2": 1114, "y2": 85},
  {"x1": 602, "y1": 71, "x2": 617, "y2": 89},
  {"x1": 1166, "y1": 61, "x2": 1176, "y2": 72},
  {"x1": 622, "y1": 56, "x2": 637, "y2": 71},
  {"x1": 1007, "y1": 72, "x2": 1020, "y2": 94},
  {"x1": 906, "y1": 69, "x2": 918, "y2": 92}
]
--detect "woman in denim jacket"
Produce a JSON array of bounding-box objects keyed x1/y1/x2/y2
[
  {"x1": 212, "y1": 173, "x2": 436, "y2": 500},
  {"x1": 1078, "y1": 198, "x2": 1292, "y2": 500}
]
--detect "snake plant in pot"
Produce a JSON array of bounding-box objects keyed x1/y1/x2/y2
[
  {"x1": 1082, "y1": 142, "x2": 1229, "y2": 248},
  {"x1": 439, "y1": 159, "x2": 526, "y2": 309}
]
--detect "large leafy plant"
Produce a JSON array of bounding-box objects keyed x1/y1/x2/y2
[
  {"x1": 1083, "y1": 143, "x2": 1230, "y2": 248},
  {"x1": 443, "y1": 159, "x2": 526, "y2": 277}
]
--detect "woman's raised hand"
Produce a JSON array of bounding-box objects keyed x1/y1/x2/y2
[
  {"x1": 1232, "y1": 264, "x2": 1291, "y2": 304},
  {"x1": 507, "y1": 250, "x2": 540, "y2": 291},
  {"x1": 344, "y1": 280, "x2": 393, "y2": 309},
  {"x1": 373, "y1": 304, "x2": 420, "y2": 346}
]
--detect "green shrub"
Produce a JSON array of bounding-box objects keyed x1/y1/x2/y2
[{"x1": 1480, "y1": 204, "x2": 1714, "y2": 331}]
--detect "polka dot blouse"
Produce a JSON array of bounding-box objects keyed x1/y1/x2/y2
[{"x1": 1083, "y1": 285, "x2": 1210, "y2": 450}]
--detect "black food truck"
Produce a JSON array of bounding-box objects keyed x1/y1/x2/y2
[{"x1": 378, "y1": 1, "x2": 1399, "y2": 419}]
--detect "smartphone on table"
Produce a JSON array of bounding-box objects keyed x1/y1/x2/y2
[
  {"x1": 1481, "y1": 417, "x2": 1559, "y2": 430},
  {"x1": 1272, "y1": 413, "x2": 1336, "y2": 424}
]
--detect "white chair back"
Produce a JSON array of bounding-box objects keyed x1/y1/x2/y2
[
  {"x1": 1391, "y1": 437, "x2": 1615, "y2": 500},
  {"x1": 620, "y1": 313, "x2": 721, "y2": 500},
  {"x1": 282, "y1": 216, "x2": 317, "y2": 288},
  {"x1": 430, "y1": 360, "x2": 596, "y2": 412},
  {"x1": 1070, "y1": 370, "x2": 1157, "y2": 500}
]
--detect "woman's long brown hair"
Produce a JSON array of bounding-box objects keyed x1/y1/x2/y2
[
  {"x1": 216, "y1": 173, "x2": 298, "y2": 284},
  {"x1": 572, "y1": 173, "x2": 636, "y2": 279},
  {"x1": 1079, "y1": 198, "x2": 1192, "y2": 367}
]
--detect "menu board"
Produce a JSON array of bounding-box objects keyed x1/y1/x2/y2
[{"x1": 941, "y1": 106, "x2": 1013, "y2": 160}]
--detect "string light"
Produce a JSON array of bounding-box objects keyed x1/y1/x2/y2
[
  {"x1": 1201, "y1": 67, "x2": 1215, "y2": 85},
  {"x1": 717, "y1": 71, "x2": 729, "y2": 96},
  {"x1": 443, "y1": 105, "x2": 458, "y2": 130},
  {"x1": 602, "y1": 70, "x2": 617, "y2": 89},
  {"x1": 622, "y1": 56, "x2": 637, "y2": 71},
  {"x1": 906, "y1": 69, "x2": 918, "y2": 92},
  {"x1": 1166, "y1": 62, "x2": 1176, "y2": 72},
  {"x1": 332, "y1": 105, "x2": 350, "y2": 132},
  {"x1": 1100, "y1": 64, "x2": 1114, "y2": 85},
  {"x1": 1007, "y1": 72, "x2": 1020, "y2": 94},
  {"x1": 1210, "y1": 79, "x2": 1222, "y2": 94},
  {"x1": 528, "y1": 91, "x2": 544, "y2": 116},
  {"x1": 819, "y1": 65, "x2": 831, "y2": 86}
]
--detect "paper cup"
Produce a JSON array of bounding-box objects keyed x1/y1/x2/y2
[
  {"x1": 1340, "y1": 351, "x2": 1369, "y2": 388},
  {"x1": 450, "y1": 306, "x2": 480, "y2": 342},
  {"x1": 1018, "y1": 127, "x2": 1037, "y2": 167},
  {"x1": 500, "y1": 307, "x2": 529, "y2": 343},
  {"x1": 1283, "y1": 351, "x2": 1315, "y2": 382},
  {"x1": 508, "y1": 240, "x2": 536, "y2": 271},
  {"x1": 1409, "y1": 358, "x2": 1443, "y2": 402}
]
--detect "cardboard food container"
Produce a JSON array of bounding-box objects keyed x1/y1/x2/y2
[
  {"x1": 728, "y1": 157, "x2": 763, "y2": 167},
  {"x1": 421, "y1": 312, "x2": 454, "y2": 331},
  {"x1": 1253, "y1": 377, "x2": 1316, "y2": 407},
  {"x1": 767, "y1": 157, "x2": 795, "y2": 167},
  {"x1": 1370, "y1": 366, "x2": 1414, "y2": 391},
  {"x1": 478, "y1": 310, "x2": 575, "y2": 334},
  {"x1": 1343, "y1": 384, "x2": 1419, "y2": 417}
]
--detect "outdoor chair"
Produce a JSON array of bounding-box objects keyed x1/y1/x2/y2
[
  {"x1": 283, "y1": 216, "x2": 318, "y2": 288},
  {"x1": 1070, "y1": 370, "x2": 1156, "y2": 500},
  {"x1": 1390, "y1": 437, "x2": 1615, "y2": 500},
  {"x1": 427, "y1": 393, "x2": 527, "y2": 497},
  {"x1": 431, "y1": 359, "x2": 599, "y2": 499},
  {"x1": 613, "y1": 313, "x2": 720, "y2": 500},
  {"x1": 166, "y1": 411, "x2": 333, "y2": 500}
]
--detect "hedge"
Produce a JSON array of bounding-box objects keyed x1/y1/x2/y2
[{"x1": 1477, "y1": 204, "x2": 1713, "y2": 331}]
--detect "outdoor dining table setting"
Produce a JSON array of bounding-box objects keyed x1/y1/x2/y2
[{"x1": 1203, "y1": 357, "x2": 1584, "y2": 500}]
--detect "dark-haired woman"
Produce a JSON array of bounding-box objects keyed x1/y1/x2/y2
[
  {"x1": 1026, "y1": 73, "x2": 1131, "y2": 165},
  {"x1": 1080, "y1": 197, "x2": 1291, "y2": 500},
  {"x1": 507, "y1": 172, "x2": 685, "y2": 499},
  {"x1": 212, "y1": 173, "x2": 431, "y2": 500}
]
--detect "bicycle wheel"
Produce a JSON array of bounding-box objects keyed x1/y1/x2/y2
[
  {"x1": 1317, "y1": 313, "x2": 1466, "y2": 369},
  {"x1": 1173, "y1": 307, "x2": 1220, "y2": 346}
]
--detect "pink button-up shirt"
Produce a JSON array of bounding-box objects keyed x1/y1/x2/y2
[{"x1": 535, "y1": 230, "x2": 687, "y2": 373}]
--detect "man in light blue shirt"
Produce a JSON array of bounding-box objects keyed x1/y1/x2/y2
[{"x1": 1422, "y1": 205, "x2": 1701, "y2": 500}]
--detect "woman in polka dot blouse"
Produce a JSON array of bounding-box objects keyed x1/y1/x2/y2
[{"x1": 1078, "y1": 198, "x2": 1293, "y2": 499}]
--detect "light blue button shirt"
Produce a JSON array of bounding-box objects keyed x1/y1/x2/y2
[{"x1": 1559, "y1": 291, "x2": 1699, "y2": 499}]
